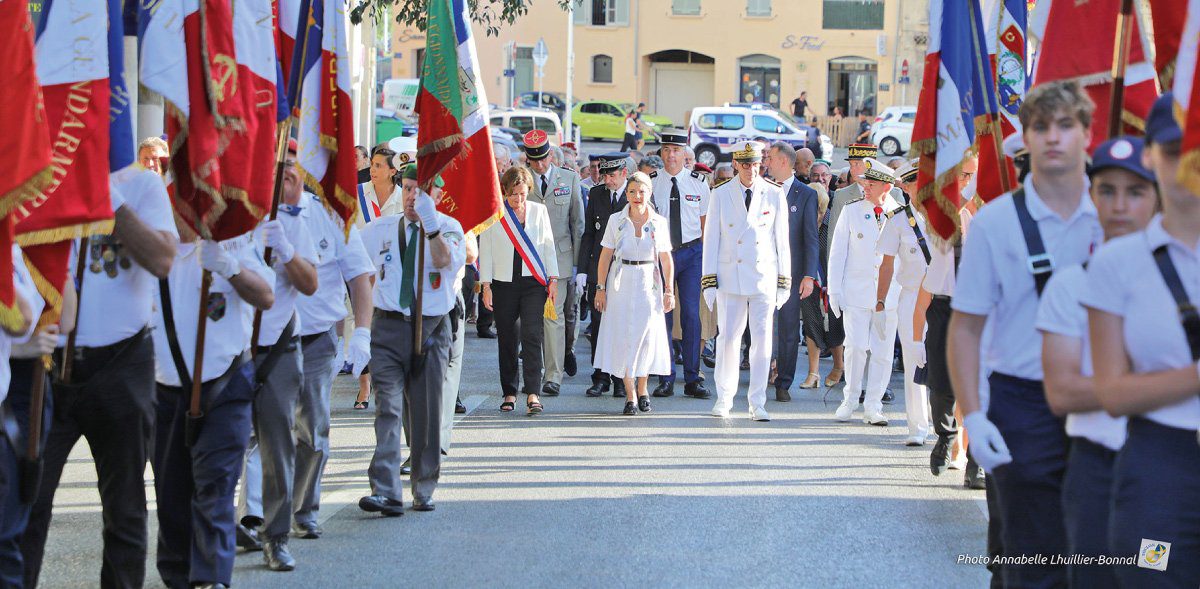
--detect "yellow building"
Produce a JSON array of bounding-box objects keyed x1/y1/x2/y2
[{"x1": 391, "y1": 0, "x2": 929, "y2": 128}]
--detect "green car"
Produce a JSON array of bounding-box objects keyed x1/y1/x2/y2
[{"x1": 571, "y1": 100, "x2": 673, "y2": 141}]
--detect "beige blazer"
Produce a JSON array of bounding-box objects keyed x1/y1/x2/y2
[{"x1": 478, "y1": 201, "x2": 560, "y2": 283}]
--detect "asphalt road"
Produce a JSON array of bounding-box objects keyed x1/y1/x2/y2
[{"x1": 35, "y1": 323, "x2": 989, "y2": 588}]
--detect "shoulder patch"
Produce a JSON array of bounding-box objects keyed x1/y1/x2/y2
[
  {"x1": 846, "y1": 197, "x2": 864, "y2": 205},
  {"x1": 649, "y1": 170, "x2": 658, "y2": 178},
  {"x1": 764, "y1": 178, "x2": 782, "y2": 187},
  {"x1": 690, "y1": 170, "x2": 703, "y2": 179},
  {"x1": 713, "y1": 178, "x2": 732, "y2": 188}
]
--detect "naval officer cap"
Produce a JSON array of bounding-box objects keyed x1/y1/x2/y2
[
  {"x1": 895, "y1": 159, "x2": 919, "y2": 183},
  {"x1": 597, "y1": 152, "x2": 630, "y2": 172},
  {"x1": 658, "y1": 128, "x2": 689, "y2": 146},
  {"x1": 857, "y1": 158, "x2": 897, "y2": 183},
  {"x1": 522, "y1": 130, "x2": 551, "y2": 160},
  {"x1": 731, "y1": 141, "x2": 765, "y2": 163},
  {"x1": 1089, "y1": 136, "x2": 1155, "y2": 183}
]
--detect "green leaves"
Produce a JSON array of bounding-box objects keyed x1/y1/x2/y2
[{"x1": 349, "y1": 0, "x2": 576, "y2": 37}]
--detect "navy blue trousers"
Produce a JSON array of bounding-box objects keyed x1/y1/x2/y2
[
  {"x1": 1063, "y1": 437, "x2": 1119, "y2": 588},
  {"x1": 0, "y1": 359, "x2": 50, "y2": 589},
  {"x1": 986, "y1": 373, "x2": 1068, "y2": 589},
  {"x1": 1110, "y1": 418, "x2": 1200, "y2": 588},
  {"x1": 152, "y1": 360, "x2": 254, "y2": 589},
  {"x1": 661, "y1": 242, "x2": 702, "y2": 385}
]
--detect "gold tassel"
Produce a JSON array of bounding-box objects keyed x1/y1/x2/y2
[{"x1": 543, "y1": 295, "x2": 557, "y2": 321}]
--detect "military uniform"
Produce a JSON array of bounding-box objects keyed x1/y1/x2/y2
[{"x1": 701, "y1": 143, "x2": 791, "y2": 421}]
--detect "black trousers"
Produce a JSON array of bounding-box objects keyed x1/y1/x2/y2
[
  {"x1": 23, "y1": 331, "x2": 155, "y2": 589},
  {"x1": 492, "y1": 277, "x2": 546, "y2": 396},
  {"x1": 465, "y1": 267, "x2": 494, "y2": 334},
  {"x1": 925, "y1": 296, "x2": 956, "y2": 440},
  {"x1": 772, "y1": 288, "x2": 804, "y2": 390}
]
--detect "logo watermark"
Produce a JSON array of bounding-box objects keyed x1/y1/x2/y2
[{"x1": 1138, "y1": 539, "x2": 1171, "y2": 571}]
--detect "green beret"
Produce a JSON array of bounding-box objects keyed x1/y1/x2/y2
[{"x1": 401, "y1": 163, "x2": 444, "y2": 187}]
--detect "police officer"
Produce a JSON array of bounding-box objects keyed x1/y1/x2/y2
[
  {"x1": 577, "y1": 153, "x2": 630, "y2": 398},
  {"x1": 21, "y1": 166, "x2": 178, "y2": 588},
  {"x1": 235, "y1": 142, "x2": 319, "y2": 570},
  {"x1": 292, "y1": 166, "x2": 376, "y2": 540},
  {"x1": 948, "y1": 80, "x2": 1102, "y2": 588},
  {"x1": 876, "y1": 160, "x2": 931, "y2": 444},
  {"x1": 701, "y1": 142, "x2": 791, "y2": 421},
  {"x1": 1037, "y1": 136, "x2": 1157, "y2": 588},
  {"x1": 828, "y1": 159, "x2": 902, "y2": 426},
  {"x1": 523, "y1": 130, "x2": 583, "y2": 397},
  {"x1": 358, "y1": 167, "x2": 466, "y2": 515},
  {"x1": 650, "y1": 129, "x2": 711, "y2": 400},
  {"x1": 152, "y1": 230, "x2": 275, "y2": 589}
]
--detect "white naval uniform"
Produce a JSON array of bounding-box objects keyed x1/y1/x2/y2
[
  {"x1": 828, "y1": 194, "x2": 902, "y2": 414},
  {"x1": 877, "y1": 199, "x2": 930, "y2": 437},
  {"x1": 701, "y1": 176, "x2": 791, "y2": 413}
]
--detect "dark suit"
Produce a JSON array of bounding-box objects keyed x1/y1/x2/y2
[
  {"x1": 774, "y1": 176, "x2": 821, "y2": 391},
  {"x1": 577, "y1": 182, "x2": 626, "y2": 384}
]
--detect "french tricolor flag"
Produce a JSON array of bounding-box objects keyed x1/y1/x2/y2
[{"x1": 228, "y1": 0, "x2": 280, "y2": 212}]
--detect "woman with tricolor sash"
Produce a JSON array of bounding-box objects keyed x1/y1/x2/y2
[{"x1": 478, "y1": 167, "x2": 560, "y2": 416}]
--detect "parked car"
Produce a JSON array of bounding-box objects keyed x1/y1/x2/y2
[
  {"x1": 687, "y1": 104, "x2": 830, "y2": 168},
  {"x1": 870, "y1": 106, "x2": 916, "y2": 156},
  {"x1": 572, "y1": 100, "x2": 672, "y2": 141},
  {"x1": 515, "y1": 91, "x2": 569, "y2": 119},
  {"x1": 489, "y1": 108, "x2": 565, "y2": 145},
  {"x1": 381, "y1": 78, "x2": 420, "y2": 115}
]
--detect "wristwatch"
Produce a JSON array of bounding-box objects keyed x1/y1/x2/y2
[{"x1": 596, "y1": 283, "x2": 606, "y2": 291}]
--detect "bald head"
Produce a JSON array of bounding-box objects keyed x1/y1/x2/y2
[{"x1": 795, "y1": 148, "x2": 815, "y2": 177}]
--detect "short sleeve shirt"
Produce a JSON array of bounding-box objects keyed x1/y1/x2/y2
[
  {"x1": 256, "y1": 212, "x2": 318, "y2": 346},
  {"x1": 0, "y1": 246, "x2": 43, "y2": 404},
  {"x1": 650, "y1": 169, "x2": 710, "y2": 243},
  {"x1": 296, "y1": 193, "x2": 375, "y2": 336},
  {"x1": 360, "y1": 214, "x2": 466, "y2": 316}
]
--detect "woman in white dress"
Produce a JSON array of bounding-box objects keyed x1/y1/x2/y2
[{"x1": 592, "y1": 172, "x2": 675, "y2": 415}]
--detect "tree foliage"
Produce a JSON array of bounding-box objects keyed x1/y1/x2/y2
[{"x1": 350, "y1": 0, "x2": 575, "y2": 36}]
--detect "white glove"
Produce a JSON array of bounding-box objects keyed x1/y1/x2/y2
[
  {"x1": 347, "y1": 327, "x2": 372, "y2": 377},
  {"x1": 262, "y1": 219, "x2": 295, "y2": 263},
  {"x1": 871, "y1": 310, "x2": 887, "y2": 341},
  {"x1": 200, "y1": 241, "x2": 240, "y2": 280},
  {"x1": 775, "y1": 287, "x2": 790, "y2": 310},
  {"x1": 703, "y1": 287, "x2": 717, "y2": 311},
  {"x1": 575, "y1": 273, "x2": 587, "y2": 291},
  {"x1": 828, "y1": 293, "x2": 842, "y2": 318},
  {"x1": 963, "y1": 411, "x2": 1013, "y2": 471},
  {"x1": 414, "y1": 190, "x2": 440, "y2": 230},
  {"x1": 912, "y1": 340, "x2": 927, "y2": 367}
]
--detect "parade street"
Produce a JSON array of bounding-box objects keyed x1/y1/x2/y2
[{"x1": 37, "y1": 330, "x2": 987, "y2": 588}]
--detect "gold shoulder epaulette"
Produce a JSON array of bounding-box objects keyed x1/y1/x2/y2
[{"x1": 713, "y1": 178, "x2": 733, "y2": 188}]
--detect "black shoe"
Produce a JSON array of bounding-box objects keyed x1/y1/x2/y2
[
  {"x1": 882, "y1": 389, "x2": 895, "y2": 404},
  {"x1": 586, "y1": 380, "x2": 609, "y2": 397},
  {"x1": 293, "y1": 521, "x2": 322, "y2": 539},
  {"x1": 400, "y1": 457, "x2": 412, "y2": 475},
  {"x1": 412, "y1": 500, "x2": 436, "y2": 512},
  {"x1": 613, "y1": 382, "x2": 626, "y2": 398},
  {"x1": 775, "y1": 387, "x2": 791, "y2": 402},
  {"x1": 541, "y1": 382, "x2": 560, "y2": 397},
  {"x1": 623, "y1": 402, "x2": 637, "y2": 415},
  {"x1": 858, "y1": 392, "x2": 865, "y2": 404},
  {"x1": 263, "y1": 538, "x2": 296, "y2": 571},
  {"x1": 637, "y1": 396, "x2": 652, "y2": 413},
  {"x1": 684, "y1": 381, "x2": 711, "y2": 399},
  {"x1": 702, "y1": 350, "x2": 716, "y2": 368},
  {"x1": 564, "y1": 352, "x2": 577, "y2": 377},
  {"x1": 455, "y1": 398, "x2": 467, "y2": 414},
  {"x1": 236, "y1": 523, "x2": 263, "y2": 552},
  {"x1": 651, "y1": 381, "x2": 674, "y2": 398},
  {"x1": 964, "y1": 465, "x2": 986, "y2": 490},
  {"x1": 477, "y1": 328, "x2": 497, "y2": 339},
  {"x1": 930, "y1": 437, "x2": 950, "y2": 476},
  {"x1": 358, "y1": 495, "x2": 404, "y2": 517}
]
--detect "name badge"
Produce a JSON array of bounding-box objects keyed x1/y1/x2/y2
[{"x1": 684, "y1": 194, "x2": 701, "y2": 202}]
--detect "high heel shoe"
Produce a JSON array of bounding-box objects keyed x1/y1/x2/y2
[
  {"x1": 798, "y1": 372, "x2": 821, "y2": 389},
  {"x1": 824, "y1": 367, "x2": 844, "y2": 387}
]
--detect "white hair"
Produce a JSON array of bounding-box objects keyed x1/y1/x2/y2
[
  {"x1": 493, "y1": 143, "x2": 511, "y2": 160},
  {"x1": 549, "y1": 146, "x2": 564, "y2": 166},
  {"x1": 685, "y1": 146, "x2": 696, "y2": 160}
]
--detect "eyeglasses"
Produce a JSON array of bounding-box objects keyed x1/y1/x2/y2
[{"x1": 735, "y1": 162, "x2": 759, "y2": 169}]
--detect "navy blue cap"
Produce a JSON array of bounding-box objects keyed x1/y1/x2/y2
[
  {"x1": 1145, "y1": 92, "x2": 1182, "y2": 145},
  {"x1": 587, "y1": 154, "x2": 601, "y2": 162},
  {"x1": 597, "y1": 152, "x2": 629, "y2": 172},
  {"x1": 1088, "y1": 136, "x2": 1155, "y2": 183}
]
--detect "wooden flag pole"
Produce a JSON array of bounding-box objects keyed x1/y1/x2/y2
[
  {"x1": 185, "y1": 269, "x2": 212, "y2": 446},
  {"x1": 969, "y1": 0, "x2": 1012, "y2": 195},
  {"x1": 1108, "y1": 0, "x2": 1135, "y2": 139}
]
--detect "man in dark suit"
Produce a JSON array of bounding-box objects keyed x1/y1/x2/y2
[
  {"x1": 765, "y1": 142, "x2": 820, "y2": 402},
  {"x1": 576, "y1": 153, "x2": 630, "y2": 398}
]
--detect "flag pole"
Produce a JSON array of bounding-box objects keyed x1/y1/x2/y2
[
  {"x1": 968, "y1": 0, "x2": 1012, "y2": 195},
  {"x1": 185, "y1": 269, "x2": 211, "y2": 446},
  {"x1": 1108, "y1": 0, "x2": 1135, "y2": 139},
  {"x1": 59, "y1": 237, "x2": 90, "y2": 383}
]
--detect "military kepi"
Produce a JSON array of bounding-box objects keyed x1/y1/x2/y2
[
  {"x1": 857, "y1": 158, "x2": 896, "y2": 183},
  {"x1": 523, "y1": 129, "x2": 551, "y2": 160},
  {"x1": 847, "y1": 143, "x2": 878, "y2": 160},
  {"x1": 597, "y1": 152, "x2": 629, "y2": 172},
  {"x1": 731, "y1": 141, "x2": 764, "y2": 162},
  {"x1": 659, "y1": 128, "x2": 688, "y2": 146}
]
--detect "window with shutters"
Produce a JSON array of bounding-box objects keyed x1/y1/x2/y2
[
  {"x1": 823, "y1": 0, "x2": 885, "y2": 30},
  {"x1": 672, "y1": 0, "x2": 700, "y2": 16},
  {"x1": 592, "y1": 55, "x2": 613, "y2": 83},
  {"x1": 584, "y1": 0, "x2": 629, "y2": 26},
  {"x1": 746, "y1": 0, "x2": 770, "y2": 17}
]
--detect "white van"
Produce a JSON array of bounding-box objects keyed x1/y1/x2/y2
[
  {"x1": 687, "y1": 104, "x2": 832, "y2": 168},
  {"x1": 489, "y1": 108, "x2": 565, "y2": 145},
  {"x1": 381, "y1": 78, "x2": 420, "y2": 115}
]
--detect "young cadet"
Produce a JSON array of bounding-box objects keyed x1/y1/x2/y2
[
  {"x1": 235, "y1": 142, "x2": 319, "y2": 570},
  {"x1": 877, "y1": 160, "x2": 931, "y2": 444},
  {"x1": 152, "y1": 228, "x2": 275, "y2": 589},
  {"x1": 1036, "y1": 136, "x2": 1157, "y2": 588},
  {"x1": 828, "y1": 158, "x2": 902, "y2": 426},
  {"x1": 1085, "y1": 93, "x2": 1200, "y2": 588},
  {"x1": 22, "y1": 168, "x2": 178, "y2": 588},
  {"x1": 649, "y1": 129, "x2": 711, "y2": 400},
  {"x1": 948, "y1": 80, "x2": 1102, "y2": 588},
  {"x1": 292, "y1": 158, "x2": 375, "y2": 540},
  {"x1": 702, "y1": 142, "x2": 791, "y2": 421},
  {"x1": 358, "y1": 165, "x2": 465, "y2": 515}
]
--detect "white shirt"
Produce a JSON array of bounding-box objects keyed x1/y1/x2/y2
[
  {"x1": 828, "y1": 194, "x2": 903, "y2": 309},
  {"x1": 650, "y1": 168, "x2": 710, "y2": 244},
  {"x1": 153, "y1": 235, "x2": 276, "y2": 386},
  {"x1": 0, "y1": 246, "x2": 43, "y2": 404},
  {"x1": 295, "y1": 193, "x2": 375, "y2": 336},
  {"x1": 355, "y1": 181, "x2": 403, "y2": 228},
  {"x1": 952, "y1": 177, "x2": 1101, "y2": 380},
  {"x1": 1082, "y1": 216, "x2": 1200, "y2": 431},
  {"x1": 360, "y1": 213, "x2": 466, "y2": 317},
  {"x1": 255, "y1": 212, "x2": 317, "y2": 345},
  {"x1": 877, "y1": 200, "x2": 930, "y2": 290},
  {"x1": 71, "y1": 167, "x2": 179, "y2": 347},
  {"x1": 1036, "y1": 264, "x2": 1126, "y2": 450}
]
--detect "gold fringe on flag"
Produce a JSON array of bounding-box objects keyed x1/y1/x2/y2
[
  {"x1": 15, "y1": 219, "x2": 114, "y2": 248},
  {"x1": 0, "y1": 299, "x2": 25, "y2": 334},
  {"x1": 0, "y1": 166, "x2": 53, "y2": 221}
]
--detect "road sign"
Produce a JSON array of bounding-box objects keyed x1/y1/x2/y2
[
  {"x1": 901, "y1": 59, "x2": 909, "y2": 78},
  {"x1": 503, "y1": 69, "x2": 516, "y2": 78},
  {"x1": 533, "y1": 37, "x2": 548, "y2": 68}
]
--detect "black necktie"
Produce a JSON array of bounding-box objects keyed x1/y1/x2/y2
[
  {"x1": 611, "y1": 189, "x2": 617, "y2": 207},
  {"x1": 669, "y1": 177, "x2": 683, "y2": 249},
  {"x1": 744, "y1": 188, "x2": 753, "y2": 210},
  {"x1": 541, "y1": 176, "x2": 549, "y2": 199}
]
